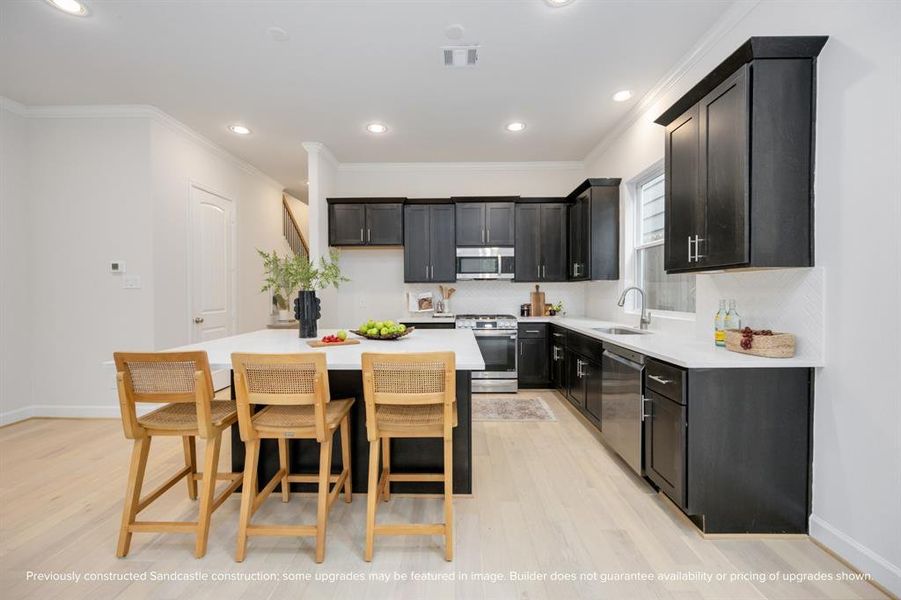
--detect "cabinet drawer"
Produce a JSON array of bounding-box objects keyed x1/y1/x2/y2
[
  {"x1": 518, "y1": 324, "x2": 547, "y2": 339},
  {"x1": 567, "y1": 332, "x2": 603, "y2": 361},
  {"x1": 645, "y1": 359, "x2": 685, "y2": 403}
]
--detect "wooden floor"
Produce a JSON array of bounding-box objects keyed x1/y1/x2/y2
[{"x1": 0, "y1": 390, "x2": 887, "y2": 600}]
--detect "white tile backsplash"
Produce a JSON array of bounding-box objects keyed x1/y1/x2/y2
[{"x1": 404, "y1": 281, "x2": 586, "y2": 318}]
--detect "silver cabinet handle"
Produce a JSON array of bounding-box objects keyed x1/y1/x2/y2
[
  {"x1": 687, "y1": 236, "x2": 693, "y2": 262},
  {"x1": 525, "y1": 329, "x2": 540, "y2": 334},
  {"x1": 430, "y1": 265, "x2": 434, "y2": 279},
  {"x1": 487, "y1": 228, "x2": 490, "y2": 243},
  {"x1": 482, "y1": 228, "x2": 486, "y2": 244},
  {"x1": 367, "y1": 228, "x2": 371, "y2": 242},
  {"x1": 648, "y1": 374, "x2": 672, "y2": 385},
  {"x1": 694, "y1": 235, "x2": 706, "y2": 261},
  {"x1": 425, "y1": 265, "x2": 429, "y2": 279},
  {"x1": 361, "y1": 228, "x2": 365, "y2": 242},
  {"x1": 519, "y1": 341, "x2": 523, "y2": 357},
  {"x1": 641, "y1": 396, "x2": 652, "y2": 421},
  {"x1": 194, "y1": 317, "x2": 204, "y2": 324}
]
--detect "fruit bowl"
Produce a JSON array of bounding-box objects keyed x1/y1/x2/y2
[{"x1": 351, "y1": 326, "x2": 415, "y2": 340}]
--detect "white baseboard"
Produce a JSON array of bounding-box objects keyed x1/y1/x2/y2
[
  {"x1": 0, "y1": 404, "x2": 154, "y2": 426},
  {"x1": 810, "y1": 515, "x2": 901, "y2": 598}
]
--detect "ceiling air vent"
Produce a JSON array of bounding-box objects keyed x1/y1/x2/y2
[{"x1": 443, "y1": 45, "x2": 479, "y2": 67}]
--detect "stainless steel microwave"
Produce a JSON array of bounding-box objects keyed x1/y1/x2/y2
[{"x1": 455, "y1": 247, "x2": 515, "y2": 280}]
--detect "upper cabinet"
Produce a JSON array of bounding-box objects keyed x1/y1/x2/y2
[
  {"x1": 656, "y1": 36, "x2": 828, "y2": 273},
  {"x1": 327, "y1": 199, "x2": 404, "y2": 246},
  {"x1": 403, "y1": 203, "x2": 456, "y2": 283},
  {"x1": 566, "y1": 179, "x2": 620, "y2": 281},
  {"x1": 453, "y1": 198, "x2": 516, "y2": 247},
  {"x1": 515, "y1": 202, "x2": 567, "y2": 282}
]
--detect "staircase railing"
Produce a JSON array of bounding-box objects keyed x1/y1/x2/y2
[{"x1": 283, "y1": 195, "x2": 309, "y2": 259}]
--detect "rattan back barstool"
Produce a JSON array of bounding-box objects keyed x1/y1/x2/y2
[
  {"x1": 112, "y1": 351, "x2": 241, "y2": 558},
  {"x1": 360, "y1": 351, "x2": 457, "y2": 561},
  {"x1": 231, "y1": 352, "x2": 354, "y2": 563}
]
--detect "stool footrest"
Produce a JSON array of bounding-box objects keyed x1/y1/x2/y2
[
  {"x1": 374, "y1": 523, "x2": 446, "y2": 536},
  {"x1": 246, "y1": 525, "x2": 318, "y2": 537},
  {"x1": 388, "y1": 473, "x2": 444, "y2": 482},
  {"x1": 129, "y1": 521, "x2": 198, "y2": 533}
]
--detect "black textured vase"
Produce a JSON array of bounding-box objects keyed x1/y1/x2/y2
[{"x1": 294, "y1": 291, "x2": 321, "y2": 338}]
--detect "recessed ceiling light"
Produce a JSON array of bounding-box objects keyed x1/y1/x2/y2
[
  {"x1": 46, "y1": 0, "x2": 88, "y2": 16},
  {"x1": 366, "y1": 123, "x2": 388, "y2": 134},
  {"x1": 612, "y1": 90, "x2": 633, "y2": 102},
  {"x1": 544, "y1": 0, "x2": 575, "y2": 7},
  {"x1": 505, "y1": 122, "x2": 526, "y2": 132},
  {"x1": 228, "y1": 124, "x2": 251, "y2": 135}
]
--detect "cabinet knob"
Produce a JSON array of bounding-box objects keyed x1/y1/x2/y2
[{"x1": 194, "y1": 317, "x2": 204, "y2": 324}]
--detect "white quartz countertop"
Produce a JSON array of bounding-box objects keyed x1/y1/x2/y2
[
  {"x1": 520, "y1": 316, "x2": 823, "y2": 369},
  {"x1": 399, "y1": 315, "x2": 456, "y2": 324},
  {"x1": 161, "y1": 328, "x2": 486, "y2": 371}
]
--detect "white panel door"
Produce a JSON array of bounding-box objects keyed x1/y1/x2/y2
[{"x1": 190, "y1": 185, "x2": 235, "y2": 389}]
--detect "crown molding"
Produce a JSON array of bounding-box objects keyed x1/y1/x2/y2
[
  {"x1": 0, "y1": 96, "x2": 28, "y2": 116},
  {"x1": 302, "y1": 141, "x2": 339, "y2": 167},
  {"x1": 583, "y1": 0, "x2": 760, "y2": 167},
  {"x1": 1, "y1": 99, "x2": 284, "y2": 191},
  {"x1": 337, "y1": 160, "x2": 585, "y2": 173}
]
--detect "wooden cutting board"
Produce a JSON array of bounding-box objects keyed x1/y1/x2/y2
[
  {"x1": 530, "y1": 285, "x2": 545, "y2": 317},
  {"x1": 306, "y1": 339, "x2": 361, "y2": 348}
]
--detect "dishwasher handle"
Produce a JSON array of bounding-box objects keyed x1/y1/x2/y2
[{"x1": 602, "y1": 349, "x2": 643, "y2": 371}]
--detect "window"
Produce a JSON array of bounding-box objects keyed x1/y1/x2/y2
[{"x1": 633, "y1": 171, "x2": 695, "y2": 314}]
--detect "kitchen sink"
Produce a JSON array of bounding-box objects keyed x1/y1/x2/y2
[{"x1": 592, "y1": 327, "x2": 649, "y2": 335}]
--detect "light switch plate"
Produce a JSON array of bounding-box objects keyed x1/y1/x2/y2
[{"x1": 123, "y1": 275, "x2": 142, "y2": 289}]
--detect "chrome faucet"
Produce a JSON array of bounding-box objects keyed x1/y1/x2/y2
[{"x1": 617, "y1": 286, "x2": 651, "y2": 330}]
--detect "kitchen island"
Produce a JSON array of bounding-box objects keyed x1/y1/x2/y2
[{"x1": 168, "y1": 328, "x2": 485, "y2": 494}]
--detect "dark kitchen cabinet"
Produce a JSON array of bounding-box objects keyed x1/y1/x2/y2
[
  {"x1": 656, "y1": 36, "x2": 827, "y2": 273},
  {"x1": 566, "y1": 179, "x2": 620, "y2": 281},
  {"x1": 328, "y1": 199, "x2": 404, "y2": 246},
  {"x1": 517, "y1": 324, "x2": 549, "y2": 388},
  {"x1": 565, "y1": 350, "x2": 585, "y2": 410},
  {"x1": 514, "y1": 203, "x2": 567, "y2": 282},
  {"x1": 328, "y1": 204, "x2": 366, "y2": 246},
  {"x1": 550, "y1": 328, "x2": 567, "y2": 392},
  {"x1": 644, "y1": 388, "x2": 687, "y2": 508},
  {"x1": 403, "y1": 204, "x2": 455, "y2": 283},
  {"x1": 454, "y1": 199, "x2": 516, "y2": 247},
  {"x1": 583, "y1": 360, "x2": 603, "y2": 425}
]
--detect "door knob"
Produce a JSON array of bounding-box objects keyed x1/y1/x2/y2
[{"x1": 194, "y1": 317, "x2": 204, "y2": 324}]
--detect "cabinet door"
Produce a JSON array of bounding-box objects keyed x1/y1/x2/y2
[
  {"x1": 518, "y1": 337, "x2": 549, "y2": 387},
  {"x1": 403, "y1": 205, "x2": 431, "y2": 283},
  {"x1": 566, "y1": 351, "x2": 586, "y2": 410},
  {"x1": 486, "y1": 203, "x2": 515, "y2": 246},
  {"x1": 700, "y1": 64, "x2": 750, "y2": 268},
  {"x1": 540, "y1": 204, "x2": 568, "y2": 281},
  {"x1": 455, "y1": 203, "x2": 485, "y2": 246},
  {"x1": 569, "y1": 195, "x2": 590, "y2": 279},
  {"x1": 514, "y1": 204, "x2": 541, "y2": 282},
  {"x1": 429, "y1": 205, "x2": 456, "y2": 282},
  {"x1": 583, "y1": 359, "x2": 603, "y2": 425},
  {"x1": 644, "y1": 389, "x2": 687, "y2": 508},
  {"x1": 664, "y1": 105, "x2": 702, "y2": 271},
  {"x1": 329, "y1": 204, "x2": 366, "y2": 246},
  {"x1": 365, "y1": 203, "x2": 403, "y2": 245},
  {"x1": 589, "y1": 187, "x2": 619, "y2": 280}
]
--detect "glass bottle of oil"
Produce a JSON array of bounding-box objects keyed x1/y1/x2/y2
[
  {"x1": 725, "y1": 299, "x2": 742, "y2": 331},
  {"x1": 714, "y1": 299, "x2": 727, "y2": 347}
]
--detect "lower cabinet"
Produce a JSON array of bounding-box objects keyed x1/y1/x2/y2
[
  {"x1": 518, "y1": 324, "x2": 549, "y2": 388},
  {"x1": 562, "y1": 331, "x2": 604, "y2": 422},
  {"x1": 644, "y1": 389, "x2": 686, "y2": 508},
  {"x1": 550, "y1": 328, "x2": 567, "y2": 392}
]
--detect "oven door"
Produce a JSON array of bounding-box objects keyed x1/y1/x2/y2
[
  {"x1": 456, "y1": 255, "x2": 500, "y2": 280},
  {"x1": 472, "y1": 330, "x2": 517, "y2": 379}
]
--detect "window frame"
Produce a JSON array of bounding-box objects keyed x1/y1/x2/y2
[{"x1": 625, "y1": 163, "x2": 696, "y2": 320}]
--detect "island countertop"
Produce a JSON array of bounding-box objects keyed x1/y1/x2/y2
[{"x1": 166, "y1": 327, "x2": 486, "y2": 371}]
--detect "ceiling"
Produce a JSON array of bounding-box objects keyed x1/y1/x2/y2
[{"x1": 0, "y1": 1, "x2": 733, "y2": 198}]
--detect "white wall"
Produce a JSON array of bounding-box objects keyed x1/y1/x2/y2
[
  {"x1": 150, "y1": 117, "x2": 288, "y2": 350},
  {"x1": 581, "y1": 2, "x2": 901, "y2": 594},
  {"x1": 331, "y1": 162, "x2": 587, "y2": 325},
  {"x1": 0, "y1": 104, "x2": 289, "y2": 420},
  {"x1": 0, "y1": 100, "x2": 33, "y2": 424}
]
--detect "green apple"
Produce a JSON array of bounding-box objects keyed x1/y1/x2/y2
[
  {"x1": 337, "y1": 330, "x2": 347, "y2": 341},
  {"x1": 380, "y1": 327, "x2": 389, "y2": 336},
  {"x1": 398, "y1": 324, "x2": 406, "y2": 333},
  {"x1": 367, "y1": 328, "x2": 379, "y2": 336}
]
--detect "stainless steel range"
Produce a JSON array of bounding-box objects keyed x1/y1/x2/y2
[{"x1": 455, "y1": 314, "x2": 518, "y2": 393}]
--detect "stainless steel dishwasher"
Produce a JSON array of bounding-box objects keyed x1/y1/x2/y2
[{"x1": 601, "y1": 345, "x2": 645, "y2": 475}]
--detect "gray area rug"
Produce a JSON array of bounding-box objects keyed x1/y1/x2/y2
[{"x1": 472, "y1": 396, "x2": 557, "y2": 422}]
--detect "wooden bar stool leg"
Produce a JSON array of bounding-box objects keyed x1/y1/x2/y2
[
  {"x1": 443, "y1": 437, "x2": 454, "y2": 561},
  {"x1": 381, "y1": 438, "x2": 391, "y2": 502},
  {"x1": 194, "y1": 434, "x2": 222, "y2": 558},
  {"x1": 314, "y1": 434, "x2": 334, "y2": 563},
  {"x1": 183, "y1": 436, "x2": 198, "y2": 500},
  {"x1": 340, "y1": 416, "x2": 352, "y2": 503},
  {"x1": 278, "y1": 438, "x2": 290, "y2": 503},
  {"x1": 235, "y1": 439, "x2": 260, "y2": 562},
  {"x1": 117, "y1": 436, "x2": 151, "y2": 558},
  {"x1": 364, "y1": 438, "x2": 380, "y2": 562}
]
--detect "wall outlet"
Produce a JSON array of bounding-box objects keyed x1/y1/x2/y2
[{"x1": 123, "y1": 275, "x2": 142, "y2": 289}]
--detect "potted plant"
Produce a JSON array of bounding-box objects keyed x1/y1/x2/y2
[{"x1": 258, "y1": 249, "x2": 349, "y2": 337}]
